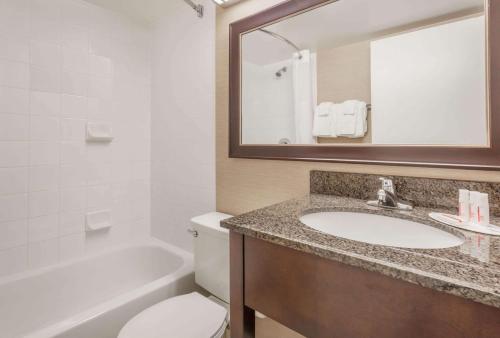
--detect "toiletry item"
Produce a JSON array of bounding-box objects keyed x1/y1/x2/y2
[
  {"x1": 478, "y1": 193, "x2": 490, "y2": 227},
  {"x1": 442, "y1": 213, "x2": 463, "y2": 223},
  {"x1": 469, "y1": 191, "x2": 481, "y2": 224},
  {"x1": 429, "y1": 212, "x2": 500, "y2": 236},
  {"x1": 458, "y1": 189, "x2": 470, "y2": 222}
]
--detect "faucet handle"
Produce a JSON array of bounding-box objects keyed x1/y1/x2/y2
[
  {"x1": 379, "y1": 177, "x2": 395, "y2": 194},
  {"x1": 377, "y1": 189, "x2": 387, "y2": 203}
]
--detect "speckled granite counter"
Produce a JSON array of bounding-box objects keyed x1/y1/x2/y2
[{"x1": 221, "y1": 194, "x2": 500, "y2": 309}]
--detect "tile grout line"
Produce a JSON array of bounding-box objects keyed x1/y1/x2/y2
[{"x1": 26, "y1": 2, "x2": 32, "y2": 271}]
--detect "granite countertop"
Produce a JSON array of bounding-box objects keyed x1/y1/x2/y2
[{"x1": 221, "y1": 194, "x2": 500, "y2": 309}]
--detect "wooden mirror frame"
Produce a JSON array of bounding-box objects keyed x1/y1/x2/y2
[{"x1": 229, "y1": 0, "x2": 500, "y2": 170}]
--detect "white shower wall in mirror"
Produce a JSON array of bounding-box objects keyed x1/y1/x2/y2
[
  {"x1": 371, "y1": 16, "x2": 486, "y2": 145},
  {"x1": 242, "y1": 45, "x2": 317, "y2": 145},
  {"x1": 242, "y1": 58, "x2": 295, "y2": 144},
  {"x1": 240, "y1": 0, "x2": 489, "y2": 146}
]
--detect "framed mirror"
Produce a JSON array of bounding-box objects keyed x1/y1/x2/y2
[{"x1": 229, "y1": 0, "x2": 500, "y2": 169}]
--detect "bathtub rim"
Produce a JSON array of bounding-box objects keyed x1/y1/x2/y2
[
  {"x1": 0, "y1": 238, "x2": 192, "y2": 286},
  {"x1": 0, "y1": 238, "x2": 194, "y2": 338}
]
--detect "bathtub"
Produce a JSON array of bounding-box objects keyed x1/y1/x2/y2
[{"x1": 0, "y1": 239, "x2": 195, "y2": 338}]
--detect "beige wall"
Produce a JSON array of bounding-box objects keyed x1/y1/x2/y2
[
  {"x1": 216, "y1": 1, "x2": 499, "y2": 336},
  {"x1": 216, "y1": 0, "x2": 500, "y2": 215},
  {"x1": 317, "y1": 41, "x2": 371, "y2": 105},
  {"x1": 316, "y1": 41, "x2": 372, "y2": 143}
]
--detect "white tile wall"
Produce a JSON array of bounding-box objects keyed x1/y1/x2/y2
[
  {"x1": 0, "y1": 87, "x2": 30, "y2": 114},
  {"x1": 0, "y1": 168, "x2": 29, "y2": 195},
  {"x1": 0, "y1": 0, "x2": 152, "y2": 277}
]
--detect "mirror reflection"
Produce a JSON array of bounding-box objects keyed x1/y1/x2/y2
[{"x1": 241, "y1": 0, "x2": 488, "y2": 146}]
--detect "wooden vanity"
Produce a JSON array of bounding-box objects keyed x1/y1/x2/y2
[
  {"x1": 223, "y1": 0, "x2": 500, "y2": 331},
  {"x1": 230, "y1": 232, "x2": 500, "y2": 338}
]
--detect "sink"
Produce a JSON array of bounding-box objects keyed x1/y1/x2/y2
[{"x1": 299, "y1": 212, "x2": 464, "y2": 249}]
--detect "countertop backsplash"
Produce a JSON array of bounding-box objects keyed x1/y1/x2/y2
[{"x1": 310, "y1": 170, "x2": 500, "y2": 217}]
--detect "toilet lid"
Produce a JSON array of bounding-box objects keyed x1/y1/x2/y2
[{"x1": 118, "y1": 292, "x2": 228, "y2": 338}]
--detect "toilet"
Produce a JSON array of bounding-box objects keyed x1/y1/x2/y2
[{"x1": 118, "y1": 212, "x2": 233, "y2": 338}]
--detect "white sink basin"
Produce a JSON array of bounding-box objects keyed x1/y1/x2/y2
[{"x1": 300, "y1": 212, "x2": 464, "y2": 249}]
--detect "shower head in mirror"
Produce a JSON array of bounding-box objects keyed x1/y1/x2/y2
[{"x1": 275, "y1": 66, "x2": 287, "y2": 79}]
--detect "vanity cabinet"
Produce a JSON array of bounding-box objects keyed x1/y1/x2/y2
[{"x1": 230, "y1": 232, "x2": 500, "y2": 338}]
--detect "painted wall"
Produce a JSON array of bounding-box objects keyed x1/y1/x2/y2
[
  {"x1": 216, "y1": 2, "x2": 498, "y2": 336},
  {"x1": 316, "y1": 41, "x2": 372, "y2": 144},
  {"x1": 151, "y1": 0, "x2": 216, "y2": 252},
  {"x1": 216, "y1": 0, "x2": 500, "y2": 218},
  {"x1": 0, "y1": 0, "x2": 152, "y2": 277},
  {"x1": 371, "y1": 15, "x2": 487, "y2": 145}
]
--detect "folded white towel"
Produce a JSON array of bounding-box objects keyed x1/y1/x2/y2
[
  {"x1": 312, "y1": 102, "x2": 335, "y2": 137},
  {"x1": 351, "y1": 100, "x2": 368, "y2": 138},
  {"x1": 313, "y1": 100, "x2": 368, "y2": 139},
  {"x1": 336, "y1": 102, "x2": 357, "y2": 136},
  {"x1": 330, "y1": 104, "x2": 339, "y2": 138},
  {"x1": 335, "y1": 100, "x2": 368, "y2": 138}
]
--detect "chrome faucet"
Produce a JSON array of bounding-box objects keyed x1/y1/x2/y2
[{"x1": 367, "y1": 178, "x2": 413, "y2": 211}]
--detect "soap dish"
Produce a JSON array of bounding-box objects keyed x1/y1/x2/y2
[
  {"x1": 86, "y1": 210, "x2": 112, "y2": 232},
  {"x1": 86, "y1": 122, "x2": 113, "y2": 142},
  {"x1": 429, "y1": 212, "x2": 500, "y2": 236}
]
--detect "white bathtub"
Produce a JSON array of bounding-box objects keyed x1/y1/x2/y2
[{"x1": 0, "y1": 239, "x2": 195, "y2": 338}]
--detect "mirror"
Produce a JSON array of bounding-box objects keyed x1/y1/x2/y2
[{"x1": 240, "y1": 0, "x2": 489, "y2": 146}]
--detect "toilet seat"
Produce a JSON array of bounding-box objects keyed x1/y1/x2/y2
[{"x1": 118, "y1": 292, "x2": 228, "y2": 338}]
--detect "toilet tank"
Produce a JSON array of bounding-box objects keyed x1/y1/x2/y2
[{"x1": 191, "y1": 212, "x2": 233, "y2": 304}]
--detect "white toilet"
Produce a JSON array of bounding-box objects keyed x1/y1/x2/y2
[{"x1": 118, "y1": 212, "x2": 233, "y2": 338}]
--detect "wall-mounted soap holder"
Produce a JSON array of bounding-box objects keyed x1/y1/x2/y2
[
  {"x1": 86, "y1": 122, "x2": 114, "y2": 142},
  {"x1": 86, "y1": 210, "x2": 112, "y2": 232}
]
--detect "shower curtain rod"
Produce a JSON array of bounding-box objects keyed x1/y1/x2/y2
[
  {"x1": 259, "y1": 29, "x2": 303, "y2": 59},
  {"x1": 183, "y1": 0, "x2": 204, "y2": 18}
]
